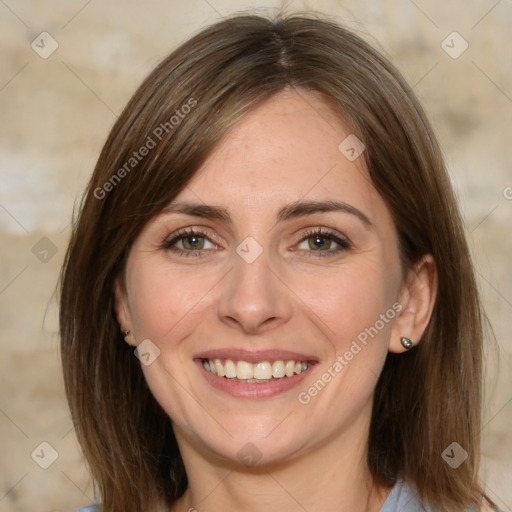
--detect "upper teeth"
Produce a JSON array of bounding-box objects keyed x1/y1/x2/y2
[{"x1": 203, "y1": 359, "x2": 309, "y2": 381}]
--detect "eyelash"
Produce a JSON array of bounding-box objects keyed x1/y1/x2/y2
[
  {"x1": 161, "y1": 228, "x2": 216, "y2": 258},
  {"x1": 162, "y1": 227, "x2": 352, "y2": 258},
  {"x1": 296, "y1": 228, "x2": 351, "y2": 257}
]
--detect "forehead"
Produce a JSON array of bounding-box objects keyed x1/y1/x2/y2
[{"x1": 175, "y1": 89, "x2": 388, "y2": 228}]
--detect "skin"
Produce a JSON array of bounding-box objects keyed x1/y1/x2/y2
[{"x1": 115, "y1": 89, "x2": 437, "y2": 512}]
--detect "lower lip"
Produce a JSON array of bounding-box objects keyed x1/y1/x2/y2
[{"x1": 194, "y1": 359, "x2": 316, "y2": 399}]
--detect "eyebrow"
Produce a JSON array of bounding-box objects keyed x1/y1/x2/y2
[{"x1": 162, "y1": 200, "x2": 373, "y2": 229}]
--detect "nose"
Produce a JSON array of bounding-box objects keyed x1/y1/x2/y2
[{"x1": 216, "y1": 249, "x2": 293, "y2": 334}]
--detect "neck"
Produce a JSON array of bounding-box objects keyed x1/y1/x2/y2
[{"x1": 170, "y1": 405, "x2": 392, "y2": 512}]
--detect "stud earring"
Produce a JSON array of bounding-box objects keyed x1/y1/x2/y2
[
  {"x1": 400, "y1": 336, "x2": 414, "y2": 350},
  {"x1": 123, "y1": 329, "x2": 130, "y2": 340}
]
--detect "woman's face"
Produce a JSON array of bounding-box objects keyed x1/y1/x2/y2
[{"x1": 116, "y1": 89, "x2": 409, "y2": 467}]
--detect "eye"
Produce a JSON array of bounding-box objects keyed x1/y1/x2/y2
[
  {"x1": 295, "y1": 228, "x2": 351, "y2": 256},
  {"x1": 162, "y1": 228, "x2": 220, "y2": 256}
]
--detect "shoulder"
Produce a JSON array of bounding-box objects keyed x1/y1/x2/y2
[
  {"x1": 379, "y1": 480, "x2": 425, "y2": 511},
  {"x1": 379, "y1": 480, "x2": 492, "y2": 512}
]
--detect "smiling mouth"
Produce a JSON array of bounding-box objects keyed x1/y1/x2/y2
[{"x1": 200, "y1": 358, "x2": 313, "y2": 383}]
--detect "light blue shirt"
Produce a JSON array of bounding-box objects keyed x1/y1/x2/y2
[
  {"x1": 69, "y1": 480, "x2": 483, "y2": 511},
  {"x1": 379, "y1": 480, "x2": 480, "y2": 511}
]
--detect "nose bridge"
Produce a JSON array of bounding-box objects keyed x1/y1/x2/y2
[{"x1": 216, "y1": 244, "x2": 291, "y2": 333}]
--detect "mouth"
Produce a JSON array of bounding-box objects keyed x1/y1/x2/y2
[{"x1": 193, "y1": 350, "x2": 318, "y2": 398}]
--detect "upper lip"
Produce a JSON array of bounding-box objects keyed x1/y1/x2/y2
[{"x1": 194, "y1": 348, "x2": 319, "y2": 364}]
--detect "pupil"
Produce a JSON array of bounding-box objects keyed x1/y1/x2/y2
[
  {"x1": 185, "y1": 235, "x2": 202, "y2": 249},
  {"x1": 310, "y1": 236, "x2": 330, "y2": 250}
]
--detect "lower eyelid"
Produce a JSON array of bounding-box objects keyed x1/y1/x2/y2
[{"x1": 294, "y1": 245, "x2": 348, "y2": 256}]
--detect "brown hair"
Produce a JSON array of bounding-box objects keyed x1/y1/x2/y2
[{"x1": 60, "y1": 13, "x2": 493, "y2": 512}]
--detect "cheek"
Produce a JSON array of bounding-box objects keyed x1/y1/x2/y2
[
  {"x1": 289, "y1": 268, "x2": 396, "y2": 435},
  {"x1": 126, "y1": 260, "x2": 215, "y2": 340},
  {"x1": 291, "y1": 261, "x2": 398, "y2": 347}
]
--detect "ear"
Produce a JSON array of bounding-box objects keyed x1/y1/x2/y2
[
  {"x1": 389, "y1": 254, "x2": 438, "y2": 353},
  {"x1": 114, "y1": 278, "x2": 135, "y2": 346}
]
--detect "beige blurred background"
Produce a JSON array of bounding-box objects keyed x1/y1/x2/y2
[{"x1": 0, "y1": 1, "x2": 511, "y2": 511}]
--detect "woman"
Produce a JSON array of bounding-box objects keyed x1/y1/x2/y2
[{"x1": 60, "y1": 13, "x2": 498, "y2": 512}]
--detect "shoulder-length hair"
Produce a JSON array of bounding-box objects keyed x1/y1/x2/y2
[{"x1": 60, "y1": 13, "x2": 491, "y2": 512}]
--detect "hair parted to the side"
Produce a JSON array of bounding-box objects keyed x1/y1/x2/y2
[{"x1": 60, "y1": 13, "x2": 494, "y2": 512}]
